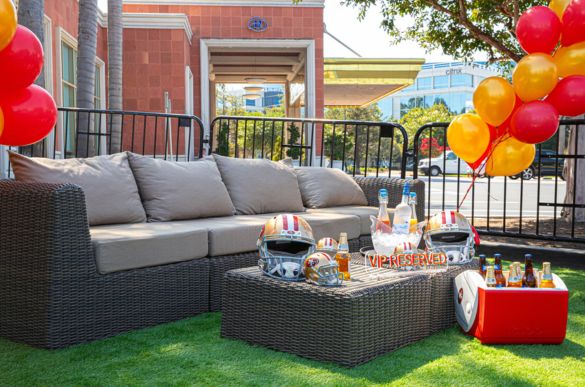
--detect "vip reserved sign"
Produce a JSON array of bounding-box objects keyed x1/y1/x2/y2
[{"x1": 365, "y1": 251, "x2": 448, "y2": 271}]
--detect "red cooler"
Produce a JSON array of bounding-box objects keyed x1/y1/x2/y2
[{"x1": 454, "y1": 270, "x2": 568, "y2": 344}]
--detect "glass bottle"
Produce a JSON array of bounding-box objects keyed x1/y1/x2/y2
[
  {"x1": 507, "y1": 262, "x2": 522, "y2": 288},
  {"x1": 485, "y1": 266, "x2": 496, "y2": 288},
  {"x1": 478, "y1": 254, "x2": 487, "y2": 278},
  {"x1": 493, "y1": 254, "x2": 506, "y2": 288},
  {"x1": 409, "y1": 192, "x2": 418, "y2": 234},
  {"x1": 335, "y1": 233, "x2": 351, "y2": 280},
  {"x1": 392, "y1": 182, "x2": 412, "y2": 235},
  {"x1": 522, "y1": 254, "x2": 537, "y2": 288},
  {"x1": 540, "y1": 262, "x2": 555, "y2": 288},
  {"x1": 377, "y1": 189, "x2": 391, "y2": 230}
]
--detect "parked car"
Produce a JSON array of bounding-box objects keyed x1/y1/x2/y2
[
  {"x1": 418, "y1": 151, "x2": 473, "y2": 176},
  {"x1": 509, "y1": 149, "x2": 565, "y2": 180}
]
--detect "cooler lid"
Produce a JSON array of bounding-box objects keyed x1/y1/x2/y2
[{"x1": 454, "y1": 270, "x2": 482, "y2": 332}]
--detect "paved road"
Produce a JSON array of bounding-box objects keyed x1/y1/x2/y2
[{"x1": 413, "y1": 176, "x2": 567, "y2": 218}]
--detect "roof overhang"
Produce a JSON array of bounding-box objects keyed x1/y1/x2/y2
[{"x1": 324, "y1": 58, "x2": 425, "y2": 107}]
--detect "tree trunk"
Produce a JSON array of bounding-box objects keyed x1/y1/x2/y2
[
  {"x1": 107, "y1": 0, "x2": 123, "y2": 154},
  {"x1": 75, "y1": 0, "x2": 98, "y2": 157},
  {"x1": 562, "y1": 119, "x2": 585, "y2": 223},
  {"x1": 17, "y1": 0, "x2": 46, "y2": 157}
]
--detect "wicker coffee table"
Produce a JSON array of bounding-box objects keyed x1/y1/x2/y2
[{"x1": 221, "y1": 253, "x2": 470, "y2": 366}]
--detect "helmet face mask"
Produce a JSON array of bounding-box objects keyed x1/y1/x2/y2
[
  {"x1": 424, "y1": 211, "x2": 475, "y2": 265},
  {"x1": 258, "y1": 214, "x2": 316, "y2": 281}
]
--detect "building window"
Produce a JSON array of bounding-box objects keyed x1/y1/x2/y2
[
  {"x1": 417, "y1": 77, "x2": 432, "y2": 90},
  {"x1": 433, "y1": 75, "x2": 449, "y2": 89},
  {"x1": 451, "y1": 74, "x2": 473, "y2": 87},
  {"x1": 61, "y1": 41, "x2": 76, "y2": 108}
]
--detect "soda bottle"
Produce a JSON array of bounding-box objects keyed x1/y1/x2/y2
[
  {"x1": 392, "y1": 182, "x2": 412, "y2": 235},
  {"x1": 507, "y1": 262, "x2": 522, "y2": 288},
  {"x1": 377, "y1": 189, "x2": 391, "y2": 230},
  {"x1": 540, "y1": 262, "x2": 555, "y2": 288},
  {"x1": 478, "y1": 254, "x2": 487, "y2": 278},
  {"x1": 493, "y1": 254, "x2": 506, "y2": 288},
  {"x1": 485, "y1": 266, "x2": 496, "y2": 288},
  {"x1": 522, "y1": 254, "x2": 537, "y2": 288},
  {"x1": 335, "y1": 233, "x2": 351, "y2": 280},
  {"x1": 409, "y1": 192, "x2": 418, "y2": 234}
]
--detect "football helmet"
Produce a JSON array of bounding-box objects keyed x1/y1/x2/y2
[
  {"x1": 424, "y1": 210, "x2": 475, "y2": 264},
  {"x1": 393, "y1": 241, "x2": 415, "y2": 254},
  {"x1": 316, "y1": 237, "x2": 338, "y2": 255},
  {"x1": 258, "y1": 214, "x2": 316, "y2": 281},
  {"x1": 304, "y1": 252, "x2": 343, "y2": 286}
]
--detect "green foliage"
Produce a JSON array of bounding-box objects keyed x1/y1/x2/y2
[
  {"x1": 216, "y1": 122, "x2": 230, "y2": 156},
  {"x1": 0, "y1": 264, "x2": 584, "y2": 385},
  {"x1": 399, "y1": 103, "x2": 455, "y2": 140},
  {"x1": 286, "y1": 123, "x2": 301, "y2": 159},
  {"x1": 341, "y1": 0, "x2": 542, "y2": 62}
]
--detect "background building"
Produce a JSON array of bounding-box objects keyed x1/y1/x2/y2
[{"x1": 377, "y1": 62, "x2": 500, "y2": 119}]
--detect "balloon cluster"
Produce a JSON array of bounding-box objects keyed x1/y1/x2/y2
[
  {"x1": 448, "y1": 0, "x2": 585, "y2": 177},
  {"x1": 0, "y1": 0, "x2": 57, "y2": 147}
]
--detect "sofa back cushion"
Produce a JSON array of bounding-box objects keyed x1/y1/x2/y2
[
  {"x1": 9, "y1": 151, "x2": 146, "y2": 225},
  {"x1": 128, "y1": 153, "x2": 235, "y2": 221},
  {"x1": 213, "y1": 154, "x2": 305, "y2": 215},
  {"x1": 294, "y1": 167, "x2": 368, "y2": 208}
]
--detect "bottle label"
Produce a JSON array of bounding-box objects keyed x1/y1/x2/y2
[
  {"x1": 393, "y1": 223, "x2": 409, "y2": 235},
  {"x1": 481, "y1": 265, "x2": 487, "y2": 272},
  {"x1": 494, "y1": 264, "x2": 501, "y2": 270}
]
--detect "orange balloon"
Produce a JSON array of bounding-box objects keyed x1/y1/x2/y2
[
  {"x1": 447, "y1": 114, "x2": 491, "y2": 164},
  {"x1": 0, "y1": 0, "x2": 17, "y2": 51},
  {"x1": 512, "y1": 53, "x2": 558, "y2": 102},
  {"x1": 554, "y1": 42, "x2": 585, "y2": 77},
  {"x1": 0, "y1": 107, "x2": 3, "y2": 138},
  {"x1": 549, "y1": 0, "x2": 571, "y2": 19},
  {"x1": 486, "y1": 137, "x2": 536, "y2": 177},
  {"x1": 473, "y1": 77, "x2": 516, "y2": 127}
]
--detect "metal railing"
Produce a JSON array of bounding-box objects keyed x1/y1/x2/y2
[
  {"x1": 3, "y1": 108, "x2": 206, "y2": 177},
  {"x1": 210, "y1": 115, "x2": 409, "y2": 178},
  {"x1": 412, "y1": 119, "x2": 585, "y2": 244}
]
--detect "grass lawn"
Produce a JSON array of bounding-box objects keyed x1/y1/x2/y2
[{"x1": 1, "y1": 265, "x2": 584, "y2": 386}]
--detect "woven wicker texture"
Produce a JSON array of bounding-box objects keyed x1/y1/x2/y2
[
  {"x1": 0, "y1": 181, "x2": 210, "y2": 349},
  {"x1": 221, "y1": 263, "x2": 436, "y2": 367}
]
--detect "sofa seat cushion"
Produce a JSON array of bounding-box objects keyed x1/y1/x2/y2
[
  {"x1": 90, "y1": 222, "x2": 208, "y2": 274},
  {"x1": 307, "y1": 206, "x2": 385, "y2": 235},
  {"x1": 187, "y1": 212, "x2": 361, "y2": 257}
]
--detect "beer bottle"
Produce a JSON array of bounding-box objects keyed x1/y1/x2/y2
[
  {"x1": 478, "y1": 254, "x2": 488, "y2": 278},
  {"x1": 540, "y1": 262, "x2": 555, "y2": 288},
  {"x1": 485, "y1": 266, "x2": 496, "y2": 288},
  {"x1": 494, "y1": 254, "x2": 506, "y2": 288},
  {"x1": 335, "y1": 233, "x2": 351, "y2": 280},
  {"x1": 507, "y1": 263, "x2": 522, "y2": 288},
  {"x1": 522, "y1": 254, "x2": 537, "y2": 288}
]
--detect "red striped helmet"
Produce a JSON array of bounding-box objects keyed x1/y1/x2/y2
[
  {"x1": 258, "y1": 214, "x2": 316, "y2": 281},
  {"x1": 424, "y1": 210, "x2": 475, "y2": 264},
  {"x1": 316, "y1": 237, "x2": 338, "y2": 255}
]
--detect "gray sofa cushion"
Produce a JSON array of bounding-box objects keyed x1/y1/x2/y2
[
  {"x1": 213, "y1": 154, "x2": 305, "y2": 215},
  {"x1": 294, "y1": 167, "x2": 368, "y2": 208},
  {"x1": 128, "y1": 153, "x2": 235, "y2": 221},
  {"x1": 9, "y1": 151, "x2": 146, "y2": 226},
  {"x1": 90, "y1": 222, "x2": 208, "y2": 274},
  {"x1": 308, "y1": 206, "x2": 384, "y2": 235}
]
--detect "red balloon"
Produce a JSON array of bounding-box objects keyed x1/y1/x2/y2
[
  {"x1": 509, "y1": 101, "x2": 560, "y2": 144},
  {"x1": 562, "y1": 0, "x2": 585, "y2": 46},
  {"x1": 0, "y1": 85, "x2": 57, "y2": 146},
  {"x1": 516, "y1": 6, "x2": 562, "y2": 54},
  {"x1": 546, "y1": 75, "x2": 585, "y2": 117},
  {"x1": 0, "y1": 25, "x2": 44, "y2": 90}
]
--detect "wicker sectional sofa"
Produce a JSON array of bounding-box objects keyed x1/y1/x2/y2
[{"x1": 0, "y1": 153, "x2": 424, "y2": 349}]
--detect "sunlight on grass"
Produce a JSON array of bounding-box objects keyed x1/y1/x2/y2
[{"x1": 0, "y1": 266, "x2": 584, "y2": 386}]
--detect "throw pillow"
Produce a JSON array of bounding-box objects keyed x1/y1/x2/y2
[{"x1": 294, "y1": 167, "x2": 368, "y2": 208}]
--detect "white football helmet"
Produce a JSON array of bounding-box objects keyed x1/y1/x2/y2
[{"x1": 424, "y1": 210, "x2": 475, "y2": 264}]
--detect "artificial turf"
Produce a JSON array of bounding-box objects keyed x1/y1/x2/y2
[{"x1": 1, "y1": 266, "x2": 584, "y2": 386}]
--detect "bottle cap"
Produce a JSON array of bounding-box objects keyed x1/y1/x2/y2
[
  {"x1": 379, "y1": 188, "x2": 388, "y2": 198},
  {"x1": 402, "y1": 182, "x2": 410, "y2": 196},
  {"x1": 525, "y1": 253, "x2": 533, "y2": 260},
  {"x1": 494, "y1": 253, "x2": 502, "y2": 258},
  {"x1": 410, "y1": 192, "x2": 417, "y2": 198},
  {"x1": 479, "y1": 254, "x2": 486, "y2": 259}
]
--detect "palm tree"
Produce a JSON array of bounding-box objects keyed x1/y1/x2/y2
[
  {"x1": 17, "y1": 0, "x2": 46, "y2": 157},
  {"x1": 107, "y1": 0, "x2": 123, "y2": 153},
  {"x1": 75, "y1": 0, "x2": 98, "y2": 157}
]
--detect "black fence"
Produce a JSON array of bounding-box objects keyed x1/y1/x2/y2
[
  {"x1": 4, "y1": 108, "x2": 205, "y2": 177},
  {"x1": 412, "y1": 119, "x2": 585, "y2": 244},
  {"x1": 210, "y1": 116, "x2": 409, "y2": 178}
]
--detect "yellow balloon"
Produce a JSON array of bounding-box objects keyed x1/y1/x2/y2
[
  {"x1": 473, "y1": 77, "x2": 516, "y2": 127},
  {"x1": 447, "y1": 114, "x2": 491, "y2": 164},
  {"x1": 554, "y1": 42, "x2": 585, "y2": 78},
  {"x1": 513, "y1": 53, "x2": 558, "y2": 102},
  {"x1": 486, "y1": 137, "x2": 536, "y2": 177},
  {"x1": 549, "y1": 0, "x2": 571, "y2": 19},
  {"x1": 0, "y1": 0, "x2": 17, "y2": 52}
]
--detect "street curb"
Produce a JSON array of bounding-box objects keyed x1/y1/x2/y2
[{"x1": 477, "y1": 241, "x2": 585, "y2": 269}]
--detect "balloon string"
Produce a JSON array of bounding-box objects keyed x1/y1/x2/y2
[{"x1": 457, "y1": 133, "x2": 510, "y2": 210}]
